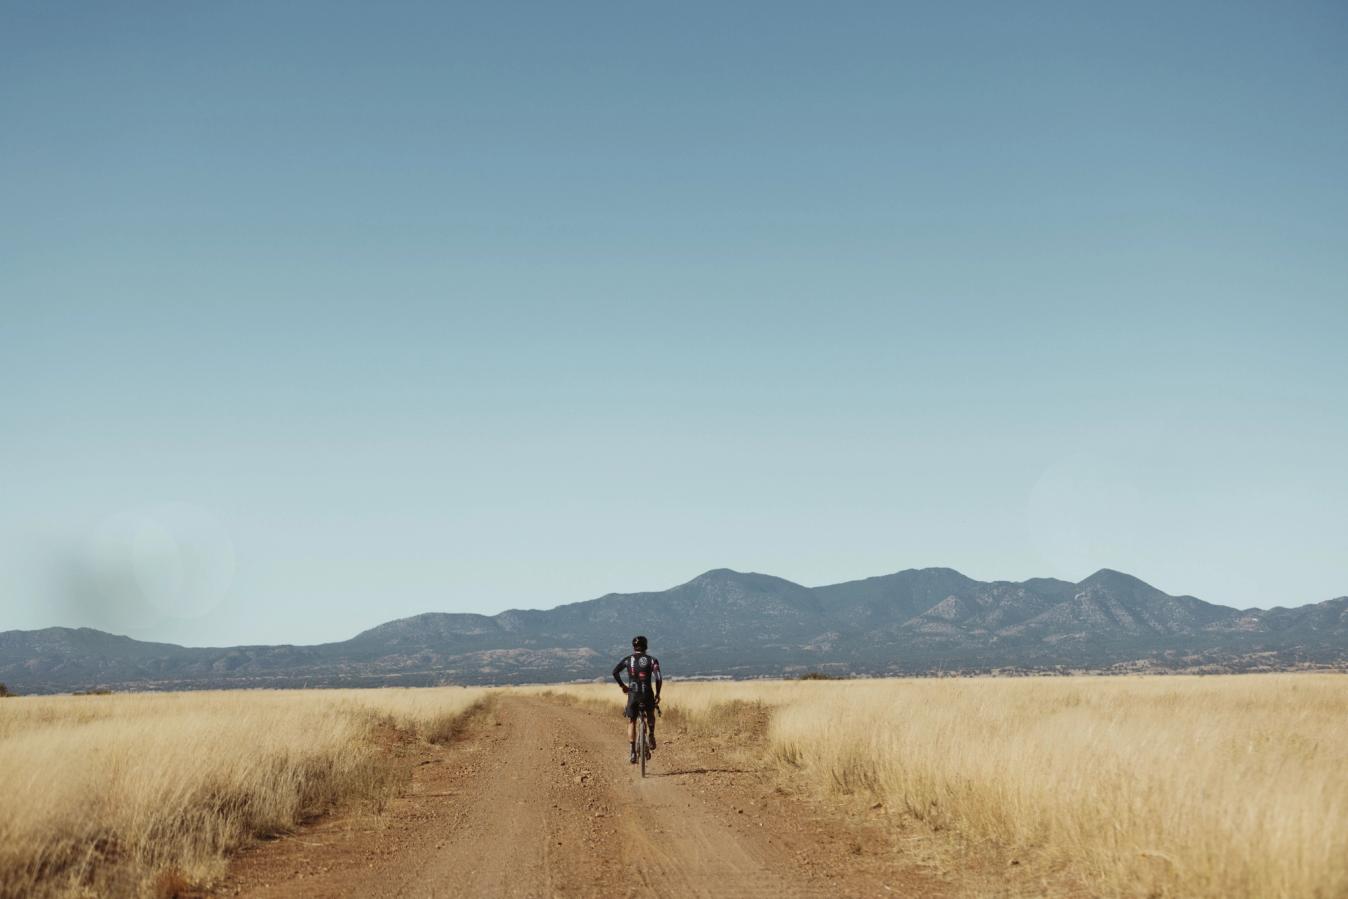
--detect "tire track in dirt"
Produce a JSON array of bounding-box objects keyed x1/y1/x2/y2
[
  {"x1": 219, "y1": 696, "x2": 950, "y2": 898},
  {"x1": 543, "y1": 701, "x2": 809, "y2": 899}
]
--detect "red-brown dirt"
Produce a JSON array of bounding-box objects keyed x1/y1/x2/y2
[{"x1": 214, "y1": 695, "x2": 961, "y2": 898}]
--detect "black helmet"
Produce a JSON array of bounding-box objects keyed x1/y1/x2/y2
[{"x1": 632, "y1": 635, "x2": 648, "y2": 652}]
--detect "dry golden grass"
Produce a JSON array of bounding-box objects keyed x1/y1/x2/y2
[
  {"x1": 7, "y1": 675, "x2": 1343, "y2": 898},
  {"x1": 539, "y1": 675, "x2": 1348, "y2": 898},
  {"x1": 519, "y1": 679, "x2": 783, "y2": 737},
  {"x1": 0, "y1": 686, "x2": 490, "y2": 899}
]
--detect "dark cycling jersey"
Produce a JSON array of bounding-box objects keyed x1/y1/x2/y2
[{"x1": 613, "y1": 652, "x2": 662, "y2": 710}]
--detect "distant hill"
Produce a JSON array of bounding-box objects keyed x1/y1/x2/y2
[{"x1": 2, "y1": 567, "x2": 1345, "y2": 693}]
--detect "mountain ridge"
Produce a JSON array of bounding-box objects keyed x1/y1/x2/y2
[{"x1": 2, "y1": 567, "x2": 1345, "y2": 693}]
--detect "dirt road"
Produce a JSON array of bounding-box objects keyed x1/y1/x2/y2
[{"x1": 219, "y1": 696, "x2": 951, "y2": 898}]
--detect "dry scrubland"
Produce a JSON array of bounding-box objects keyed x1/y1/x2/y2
[
  {"x1": 3, "y1": 675, "x2": 1345, "y2": 898},
  {"x1": 0, "y1": 687, "x2": 490, "y2": 898},
  {"x1": 536, "y1": 675, "x2": 1348, "y2": 899}
]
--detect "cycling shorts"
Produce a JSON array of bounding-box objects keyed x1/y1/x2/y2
[{"x1": 624, "y1": 689, "x2": 657, "y2": 720}]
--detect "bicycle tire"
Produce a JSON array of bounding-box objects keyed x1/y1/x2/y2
[{"x1": 639, "y1": 715, "x2": 648, "y2": 778}]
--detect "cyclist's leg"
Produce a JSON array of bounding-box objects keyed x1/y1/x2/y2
[
  {"x1": 646, "y1": 706, "x2": 657, "y2": 749},
  {"x1": 625, "y1": 692, "x2": 639, "y2": 760}
]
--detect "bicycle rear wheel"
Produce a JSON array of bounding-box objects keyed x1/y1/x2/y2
[{"x1": 639, "y1": 715, "x2": 648, "y2": 778}]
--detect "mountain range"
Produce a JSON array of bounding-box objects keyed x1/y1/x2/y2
[{"x1": 2, "y1": 567, "x2": 1345, "y2": 693}]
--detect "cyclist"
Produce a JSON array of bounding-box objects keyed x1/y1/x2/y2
[{"x1": 612, "y1": 635, "x2": 662, "y2": 764}]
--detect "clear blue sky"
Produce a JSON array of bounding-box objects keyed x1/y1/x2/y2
[{"x1": 3, "y1": 2, "x2": 1345, "y2": 646}]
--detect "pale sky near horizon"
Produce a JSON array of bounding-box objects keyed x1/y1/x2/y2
[{"x1": 3, "y1": 2, "x2": 1346, "y2": 647}]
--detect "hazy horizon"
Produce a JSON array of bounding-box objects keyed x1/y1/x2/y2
[{"x1": 4, "y1": 2, "x2": 1345, "y2": 645}]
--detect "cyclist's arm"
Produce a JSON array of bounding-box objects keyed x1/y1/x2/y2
[
  {"x1": 612, "y1": 657, "x2": 628, "y2": 688},
  {"x1": 653, "y1": 657, "x2": 662, "y2": 699}
]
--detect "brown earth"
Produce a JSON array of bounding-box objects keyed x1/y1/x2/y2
[{"x1": 213, "y1": 696, "x2": 1007, "y2": 898}]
